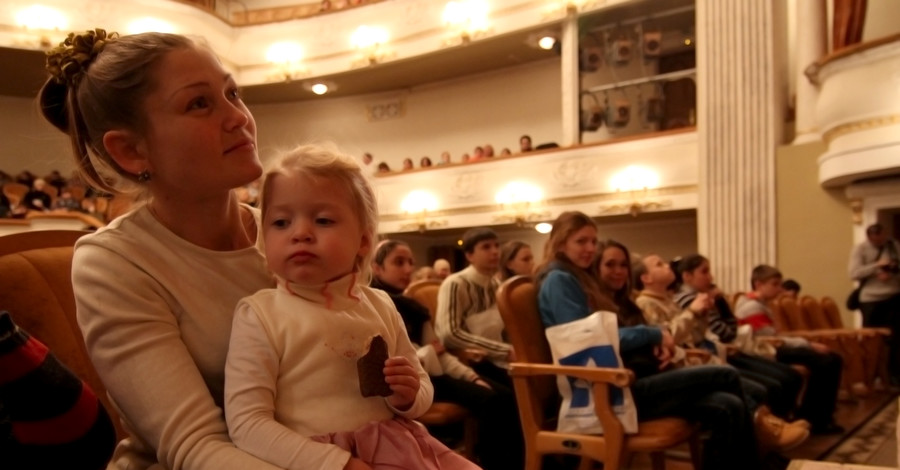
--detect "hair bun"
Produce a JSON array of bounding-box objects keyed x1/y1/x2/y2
[{"x1": 46, "y1": 28, "x2": 119, "y2": 86}]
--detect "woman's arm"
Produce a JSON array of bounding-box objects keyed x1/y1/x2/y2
[
  {"x1": 538, "y1": 270, "x2": 592, "y2": 327},
  {"x1": 225, "y1": 304, "x2": 352, "y2": 470},
  {"x1": 73, "y1": 245, "x2": 284, "y2": 470}
]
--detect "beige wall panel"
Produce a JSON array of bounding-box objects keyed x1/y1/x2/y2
[
  {"x1": 0, "y1": 96, "x2": 72, "y2": 176},
  {"x1": 776, "y1": 141, "x2": 854, "y2": 324}
]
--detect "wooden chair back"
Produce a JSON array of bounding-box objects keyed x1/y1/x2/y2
[
  {"x1": 776, "y1": 296, "x2": 812, "y2": 331},
  {"x1": 800, "y1": 295, "x2": 833, "y2": 330},
  {"x1": 2, "y1": 182, "x2": 29, "y2": 207},
  {"x1": 819, "y1": 297, "x2": 846, "y2": 329},
  {"x1": 495, "y1": 275, "x2": 558, "y2": 424},
  {"x1": 496, "y1": 275, "x2": 698, "y2": 470},
  {"x1": 0, "y1": 230, "x2": 127, "y2": 442},
  {"x1": 403, "y1": 280, "x2": 441, "y2": 319}
]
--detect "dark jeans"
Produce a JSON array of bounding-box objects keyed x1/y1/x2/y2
[
  {"x1": 631, "y1": 365, "x2": 760, "y2": 470},
  {"x1": 729, "y1": 352, "x2": 803, "y2": 417},
  {"x1": 472, "y1": 360, "x2": 513, "y2": 389},
  {"x1": 776, "y1": 346, "x2": 843, "y2": 427},
  {"x1": 860, "y1": 293, "x2": 900, "y2": 383},
  {"x1": 432, "y1": 370, "x2": 522, "y2": 470}
]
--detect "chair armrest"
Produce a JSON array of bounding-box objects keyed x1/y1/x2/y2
[{"x1": 508, "y1": 362, "x2": 635, "y2": 387}]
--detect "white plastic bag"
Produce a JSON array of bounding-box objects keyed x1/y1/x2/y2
[{"x1": 544, "y1": 311, "x2": 639, "y2": 435}]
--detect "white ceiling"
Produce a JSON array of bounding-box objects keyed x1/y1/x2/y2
[{"x1": 0, "y1": 0, "x2": 693, "y2": 104}]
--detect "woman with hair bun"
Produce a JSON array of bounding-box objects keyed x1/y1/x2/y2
[{"x1": 38, "y1": 29, "x2": 280, "y2": 469}]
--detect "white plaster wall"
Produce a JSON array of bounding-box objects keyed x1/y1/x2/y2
[
  {"x1": 0, "y1": 95, "x2": 72, "y2": 175},
  {"x1": 250, "y1": 58, "x2": 562, "y2": 170}
]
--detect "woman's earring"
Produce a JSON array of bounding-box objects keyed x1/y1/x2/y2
[{"x1": 137, "y1": 170, "x2": 151, "y2": 182}]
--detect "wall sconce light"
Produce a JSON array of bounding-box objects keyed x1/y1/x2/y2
[
  {"x1": 493, "y1": 181, "x2": 550, "y2": 226},
  {"x1": 399, "y1": 190, "x2": 446, "y2": 232},
  {"x1": 442, "y1": 0, "x2": 490, "y2": 46},
  {"x1": 599, "y1": 166, "x2": 670, "y2": 216},
  {"x1": 15, "y1": 5, "x2": 68, "y2": 49},
  {"x1": 265, "y1": 41, "x2": 308, "y2": 82},
  {"x1": 351, "y1": 25, "x2": 390, "y2": 66}
]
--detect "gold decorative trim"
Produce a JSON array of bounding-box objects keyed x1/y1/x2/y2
[
  {"x1": 378, "y1": 184, "x2": 697, "y2": 221},
  {"x1": 822, "y1": 115, "x2": 900, "y2": 145}
]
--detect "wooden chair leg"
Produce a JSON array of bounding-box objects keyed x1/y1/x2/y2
[
  {"x1": 577, "y1": 457, "x2": 594, "y2": 470},
  {"x1": 689, "y1": 433, "x2": 703, "y2": 470},
  {"x1": 650, "y1": 451, "x2": 667, "y2": 470},
  {"x1": 461, "y1": 416, "x2": 478, "y2": 459}
]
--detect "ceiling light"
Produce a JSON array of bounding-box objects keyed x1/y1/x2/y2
[
  {"x1": 538, "y1": 36, "x2": 556, "y2": 50},
  {"x1": 535, "y1": 222, "x2": 552, "y2": 234},
  {"x1": 311, "y1": 83, "x2": 328, "y2": 95}
]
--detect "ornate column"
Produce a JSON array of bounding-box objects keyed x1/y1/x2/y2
[
  {"x1": 696, "y1": 0, "x2": 786, "y2": 292},
  {"x1": 560, "y1": 8, "x2": 580, "y2": 147},
  {"x1": 793, "y1": 0, "x2": 828, "y2": 144}
]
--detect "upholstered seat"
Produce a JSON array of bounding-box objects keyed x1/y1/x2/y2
[{"x1": 0, "y1": 230, "x2": 127, "y2": 442}]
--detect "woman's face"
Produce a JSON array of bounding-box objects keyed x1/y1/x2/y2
[
  {"x1": 598, "y1": 245, "x2": 629, "y2": 291},
  {"x1": 506, "y1": 246, "x2": 534, "y2": 277},
  {"x1": 133, "y1": 46, "x2": 261, "y2": 200},
  {"x1": 373, "y1": 244, "x2": 416, "y2": 290},
  {"x1": 683, "y1": 260, "x2": 714, "y2": 292},
  {"x1": 560, "y1": 225, "x2": 597, "y2": 269}
]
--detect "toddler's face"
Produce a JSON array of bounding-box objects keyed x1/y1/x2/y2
[{"x1": 263, "y1": 172, "x2": 369, "y2": 285}]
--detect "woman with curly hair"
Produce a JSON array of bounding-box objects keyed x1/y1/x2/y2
[{"x1": 38, "y1": 29, "x2": 280, "y2": 469}]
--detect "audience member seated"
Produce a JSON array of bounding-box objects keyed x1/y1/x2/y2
[
  {"x1": 499, "y1": 148, "x2": 511, "y2": 156},
  {"x1": 412, "y1": 266, "x2": 439, "y2": 282},
  {"x1": 497, "y1": 240, "x2": 534, "y2": 282},
  {"x1": 676, "y1": 255, "x2": 843, "y2": 435},
  {"x1": 483, "y1": 145, "x2": 494, "y2": 158},
  {"x1": 614, "y1": 246, "x2": 809, "y2": 451},
  {"x1": 534, "y1": 211, "x2": 774, "y2": 470},
  {"x1": 438, "y1": 152, "x2": 452, "y2": 165},
  {"x1": 376, "y1": 161, "x2": 391, "y2": 173},
  {"x1": 673, "y1": 254, "x2": 807, "y2": 421},
  {"x1": 44, "y1": 170, "x2": 68, "y2": 194},
  {"x1": 371, "y1": 240, "x2": 523, "y2": 470},
  {"x1": 470, "y1": 147, "x2": 484, "y2": 161},
  {"x1": 460, "y1": 153, "x2": 471, "y2": 163},
  {"x1": 433, "y1": 258, "x2": 452, "y2": 280},
  {"x1": 781, "y1": 279, "x2": 801, "y2": 300},
  {"x1": 734, "y1": 264, "x2": 845, "y2": 435},
  {"x1": 519, "y1": 134, "x2": 532, "y2": 153},
  {"x1": 52, "y1": 188, "x2": 83, "y2": 212},
  {"x1": 14, "y1": 171, "x2": 36, "y2": 189},
  {"x1": 420, "y1": 156, "x2": 433, "y2": 168},
  {"x1": 434, "y1": 228, "x2": 514, "y2": 388},
  {"x1": 22, "y1": 178, "x2": 52, "y2": 212},
  {"x1": 402, "y1": 158, "x2": 414, "y2": 171}
]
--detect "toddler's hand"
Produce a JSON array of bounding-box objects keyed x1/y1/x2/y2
[{"x1": 384, "y1": 356, "x2": 420, "y2": 411}]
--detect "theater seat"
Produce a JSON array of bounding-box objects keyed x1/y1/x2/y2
[{"x1": 0, "y1": 230, "x2": 128, "y2": 442}]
